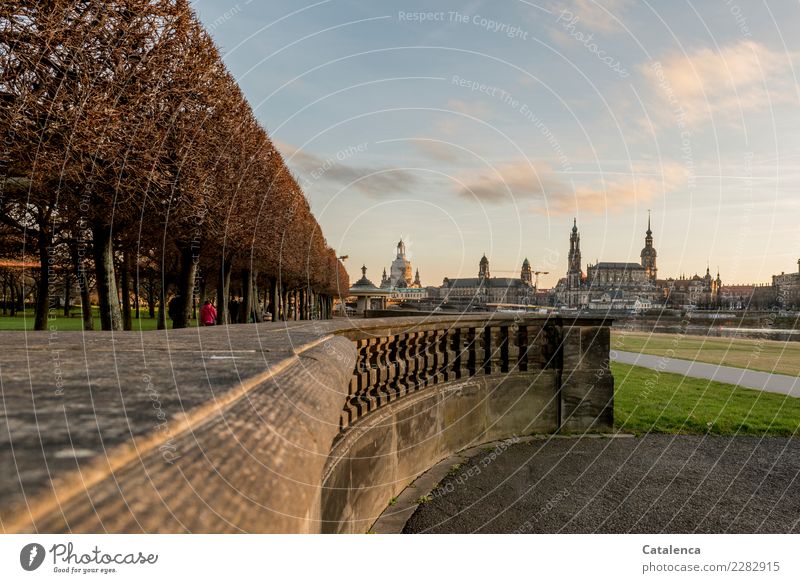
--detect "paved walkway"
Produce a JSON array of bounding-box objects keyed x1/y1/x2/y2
[
  {"x1": 404, "y1": 435, "x2": 800, "y2": 533},
  {"x1": 612, "y1": 350, "x2": 800, "y2": 398}
]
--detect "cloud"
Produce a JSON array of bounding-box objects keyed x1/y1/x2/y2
[
  {"x1": 641, "y1": 40, "x2": 799, "y2": 127},
  {"x1": 446, "y1": 99, "x2": 495, "y2": 119},
  {"x1": 276, "y1": 141, "x2": 420, "y2": 197},
  {"x1": 412, "y1": 140, "x2": 463, "y2": 163},
  {"x1": 456, "y1": 160, "x2": 685, "y2": 215},
  {"x1": 551, "y1": 0, "x2": 632, "y2": 34},
  {"x1": 434, "y1": 118, "x2": 464, "y2": 136}
]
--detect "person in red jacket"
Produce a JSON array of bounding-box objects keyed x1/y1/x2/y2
[{"x1": 199, "y1": 299, "x2": 217, "y2": 326}]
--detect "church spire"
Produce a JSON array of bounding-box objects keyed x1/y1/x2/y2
[
  {"x1": 641, "y1": 211, "x2": 657, "y2": 283},
  {"x1": 567, "y1": 219, "x2": 582, "y2": 290}
]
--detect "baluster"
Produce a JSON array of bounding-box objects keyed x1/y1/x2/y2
[
  {"x1": 517, "y1": 324, "x2": 529, "y2": 372},
  {"x1": 345, "y1": 339, "x2": 369, "y2": 426},
  {"x1": 372, "y1": 336, "x2": 390, "y2": 406},
  {"x1": 412, "y1": 331, "x2": 425, "y2": 388},
  {"x1": 498, "y1": 325, "x2": 510, "y2": 373},
  {"x1": 406, "y1": 332, "x2": 420, "y2": 392},
  {"x1": 465, "y1": 327, "x2": 477, "y2": 377},
  {"x1": 525, "y1": 325, "x2": 544, "y2": 369},
  {"x1": 478, "y1": 326, "x2": 491, "y2": 374},
  {"x1": 385, "y1": 334, "x2": 399, "y2": 401},
  {"x1": 508, "y1": 323, "x2": 521, "y2": 372},
  {"x1": 418, "y1": 330, "x2": 434, "y2": 387},
  {"x1": 432, "y1": 329, "x2": 446, "y2": 384},
  {"x1": 443, "y1": 328, "x2": 457, "y2": 382},
  {"x1": 355, "y1": 339, "x2": 378, "y2": 417},
  {"x1": 394, "y1": 333, "x2": 409, "y2": 398}
]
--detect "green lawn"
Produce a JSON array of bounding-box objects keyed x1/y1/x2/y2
[
  {"x1": 612, "y1": 331, "x2": 800, "y2": 377},
  {"x1": 0, "y1": 309, "x2": 196, "y2": 331},
  {"x1": 613, "y1": 362, "x2": 800, "y2": 436}
]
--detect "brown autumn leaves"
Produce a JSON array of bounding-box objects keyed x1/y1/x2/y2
[{"x1": 0, "y1": 1, "x2": 349, "y2": 330}]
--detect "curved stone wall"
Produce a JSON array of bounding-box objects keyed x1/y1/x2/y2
[
  {"x1": 0, "y1": 315, "x2": 612, "y2": 533},
  {"x1": 321, "y1": 315, "x2": 613, "y2": 533}
]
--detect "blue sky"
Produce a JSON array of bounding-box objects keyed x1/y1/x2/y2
[{"x1": 193, "y1": 0, "x2": 800, "y2": 288}]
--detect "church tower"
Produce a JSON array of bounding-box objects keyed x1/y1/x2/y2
[
  {"x1": 479, "y1": 254, "x2": 490, "y2": 279},
  {"x1": 390, "y1": 237, "x2": 413, "y2": 287},
  {"x1": 640, "y1": 212, "x2": 657, "y2": 283},
  {"x1": 567, "y1": 219, "x2": 582, "y2": 290},
  {"x1": 521, "y1": 258, "x2": 532, "y2": 286},
  {"x1": 413, "y1": 268, "x2": 421, "y2": 287}
]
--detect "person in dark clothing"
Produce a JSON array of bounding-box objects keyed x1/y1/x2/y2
[
  {"x1": 228, "y1": 298, "x2": 240, "y2": 323},
  {"x1": 168, "y1": 296, "x2": 181, "y2": 324}
]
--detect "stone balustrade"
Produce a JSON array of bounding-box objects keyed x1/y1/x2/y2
[{"x1": 0, "y1": 314, "x2": 613, "y2": 534}]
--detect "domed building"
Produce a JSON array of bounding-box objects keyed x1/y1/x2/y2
[
  {"x1": 348, "y1": 265, "x2": 391, "y2": 316},
  {"x1": 381, "y1": 239, "x2": 422, "y2": 289}
]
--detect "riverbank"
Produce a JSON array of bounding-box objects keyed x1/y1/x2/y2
[{"x1": 612, "y1": 331, "x2": 800, "y2": 377}]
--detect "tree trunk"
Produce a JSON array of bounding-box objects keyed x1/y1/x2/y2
[
  {"x1": 9, "y1": 274, "x2": 16, "y2": 317},
  {"x1": 216, "y1": 257, "x2": 231, "y2": 325},
  {"x1": 134, "y1": 258, "x2": 140, "y2": 321},
  {"x1": 157, "y1": 283, "x2": 167, "y2": 330},
  {"x1": 147, "y1": 275, "x2": 156, "y2": 318},
  {"x1": 252, "y1": 271, "x2": 262, "y2": 323},
  {"x1": 240, "y1": 268, "x2": 253, "y2": 324},
  {"x1": 92, "y1": 223, "x2": 123, "y2": 331},
  {"x1": 121, "y1": 251, "x2": 132, "y2": 330},
  {"x1": 34, "y1": 223, "x2": 51, "y2": 331},
  {"x1": 62, "y1": 271, "x2": 71, "y2": 318},
  {"x1": 73, "y1": 246, "x2": 94, "y2": 331},
  {"x1": 268, "y1": 278, "x2": 278, "y2": 322},
  {"x1": 174, "y1": 245, "x2": 198, "y2": 329}
]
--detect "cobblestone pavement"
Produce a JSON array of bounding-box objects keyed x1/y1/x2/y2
[{"x1": 404, "y1": 435, "x2": 800, "y2": 533}]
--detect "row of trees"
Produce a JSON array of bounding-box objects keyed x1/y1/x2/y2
[{"x1": 0, "y1": 1, "x2": 348, "y2": 330}]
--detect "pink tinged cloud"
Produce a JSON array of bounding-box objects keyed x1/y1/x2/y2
[
  {"x1": 641, "y1": 40, "x2": 799, "y2": 128},
  {"x1": 456, "y1": 160, "x2": 685, "y2": 215}
]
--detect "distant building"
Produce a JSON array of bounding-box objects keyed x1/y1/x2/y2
[
  {"x1": 437, "y1": 255, "x2": 535, "y2": 308},
  {"x1": 660, "y1": 268, "x2": 722, "y2": 308},
  {"x1": 381, "y1": 239, "x2": 422, "y2": 289},
  {"x1": 348, "y1": 265, "x2": 391, "y2": 316},
  {"x1": 772, "y1": 261, "x2": 800, "y2": 308},
  {"x1": 370, "y1": 239, "x2": 429, "y2": 304},
  {"x1": 554, "y1": 215, "x2": 662, "y2": 309}
]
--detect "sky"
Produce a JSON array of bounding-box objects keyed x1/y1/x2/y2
[{"x1": 192, "y1": 0, "x2": 800, "y2": 289}]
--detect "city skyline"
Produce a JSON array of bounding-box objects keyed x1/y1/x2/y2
[{"x1": 193, "y1": 0, "x2": 800, "y2": 288}]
